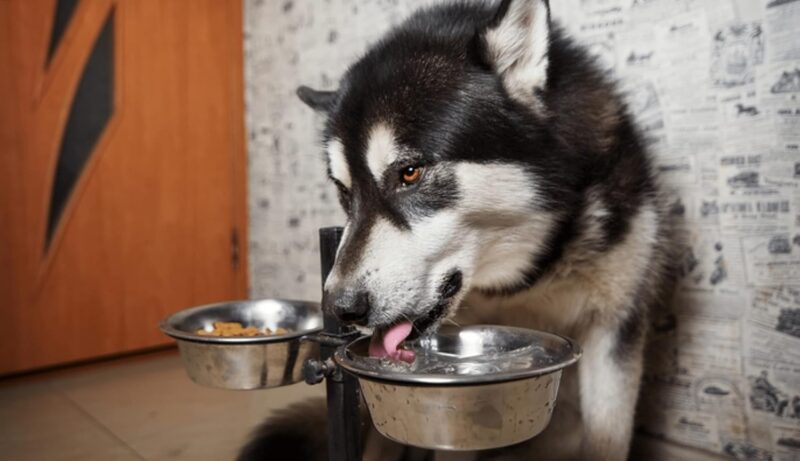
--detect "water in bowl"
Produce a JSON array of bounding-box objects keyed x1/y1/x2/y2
[{"x1": 365, "y1": 335, "x2": 557, "y2": 376}]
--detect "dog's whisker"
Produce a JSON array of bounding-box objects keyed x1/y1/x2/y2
[
  {"x1": 400, "y1": 313, "x2": 423, "y2": 335},
  {"x1": 444, "y1": 318, "x2": 461, "y2": 327}
]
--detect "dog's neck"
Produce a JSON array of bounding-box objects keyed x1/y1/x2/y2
[{"x1": 455, "y1": 200, "x2": 661, "y2": 340}]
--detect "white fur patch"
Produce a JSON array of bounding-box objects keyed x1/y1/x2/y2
[
  {"x1": 327, "y1": 138, "x2": 350, "y2": 188},
  {"x1": 484, "y1": 0, "x2": 550, "y2": 107},
  {"x1": 577, "y1": 325, "x2": 642, "y2": 459},
  {"x1": 366, "y1": 123, "x2": 399, "y2": 183},
  {"x1": 454, "y1": 162, "x2": 555, "y2": 289}
]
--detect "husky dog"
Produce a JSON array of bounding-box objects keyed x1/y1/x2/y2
[{"x1": 240, "y1": 0, "x2": 674, "y2": 459}]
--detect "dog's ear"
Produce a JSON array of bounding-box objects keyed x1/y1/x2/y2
[
  {"x1": 296, "y1": 85, "x2": 337, "y2": 112},
  {"x1": 481, "y1": 0, "x2": 550, "y2": 106}
]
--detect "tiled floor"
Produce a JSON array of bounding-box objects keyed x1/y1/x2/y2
[
  {"x1": 0, "y1": 350, "x2": 324, "y2": 461},
  {"x1": 0, "y1": 350, "x2": 728, "y2": 461}
]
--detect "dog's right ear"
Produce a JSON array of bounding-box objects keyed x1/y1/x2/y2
[{"x1": 296, "y1": 85, "x2": 337, "y2": 112}]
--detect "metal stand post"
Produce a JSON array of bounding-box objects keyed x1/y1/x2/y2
[{"x1": 315, "y1": 227, "x2": 363, "y2": 461}]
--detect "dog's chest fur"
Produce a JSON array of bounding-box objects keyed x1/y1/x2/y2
[{"x1": 455, "y1": 200, "x2": 661, "y2": 341}]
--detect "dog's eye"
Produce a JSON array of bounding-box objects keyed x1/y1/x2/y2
[{"x1": 400, "y1": 166, "x2": 423, "y2": 186}]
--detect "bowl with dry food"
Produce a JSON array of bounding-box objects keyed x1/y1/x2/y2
[
  {"x1": 335, "y1": 325, "x2": 581, "y2": 451},
  {"x1": 160, "y1": 299, "x2": 322, "y2": 390}
]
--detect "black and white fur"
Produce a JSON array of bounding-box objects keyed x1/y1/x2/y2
[{"x1": 241, "y1": 1, "x2": 674, "y2": 459}]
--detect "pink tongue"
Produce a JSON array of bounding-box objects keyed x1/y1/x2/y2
[{"x1": 368, "y1": 321, "x2": 416, "y2": 363}]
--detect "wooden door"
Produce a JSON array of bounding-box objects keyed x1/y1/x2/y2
[{"x1": 0, "y1": 0, "x2": 248, "y2": 375}]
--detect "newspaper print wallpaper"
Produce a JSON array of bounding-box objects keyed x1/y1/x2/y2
[{"x1": 245, "y1": 0, "x2": 800, "y2": 458}]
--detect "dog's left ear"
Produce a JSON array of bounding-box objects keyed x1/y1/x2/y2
[
  {"x1": 481, "y1": 0, "x2": 550, "y2": 106},
  {"x1": 296, "y1": 85, "x2": 337, "y2": 112}
]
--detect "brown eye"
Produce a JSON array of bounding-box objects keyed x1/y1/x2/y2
[{"x1": 400, "y1": 166, "x2": 422, "y2": 185}]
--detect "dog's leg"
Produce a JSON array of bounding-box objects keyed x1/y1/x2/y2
[
  {"x1": 578, "y1": 318, "x2": 645, "y2": 461},
  {"x1": 237, "y1": 397, "x2": 330, "y2": 461}
]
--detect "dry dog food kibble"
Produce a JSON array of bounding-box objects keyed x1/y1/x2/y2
[{"x1": 196, "y1": 321, "x2": 289, "y2": 337}]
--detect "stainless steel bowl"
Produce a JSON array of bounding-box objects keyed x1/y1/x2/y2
[
  {"x1": 160, "y1": 299, "x2": 322, "y2": 390},
  {"x1": 335, "y1": 325, "x2": 581, "y2": 451}
]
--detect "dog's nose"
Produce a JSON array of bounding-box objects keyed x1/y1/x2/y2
[{"x1": 326, "y1": 288, "x2": 371, "y2": 325}]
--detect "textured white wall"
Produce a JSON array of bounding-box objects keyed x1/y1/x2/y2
[{"x1": 245, "y1": 0, "x2": 800, "y2": 458}]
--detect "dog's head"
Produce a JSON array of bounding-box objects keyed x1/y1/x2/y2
[{"x1": 298, "y1": 0, "x2": 573, "y2": 336}]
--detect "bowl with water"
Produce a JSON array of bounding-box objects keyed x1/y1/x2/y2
[{"x1": 334, "y1": 325, "x2": 581, "y2": 451}]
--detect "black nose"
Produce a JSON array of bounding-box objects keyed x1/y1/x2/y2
[{"x1": 326, "y1": 288, "x2": 371, "y2": 325}]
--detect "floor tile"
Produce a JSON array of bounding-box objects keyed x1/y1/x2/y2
[
  {"x1": 0, "y1": 381, "x2": 143, "y2": 461},
  {"x1": 48, "y1": 353, "x2": 324, "y2": 461}
]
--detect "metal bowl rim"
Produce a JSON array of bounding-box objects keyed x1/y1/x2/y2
[
  {"x1": 159, "y1": 298, "x2": 322, "y2": 345},
  {"x1": 342, "y1": 369, "x2": 566, "y2": 387},
  {"x1": 334, "y1": 325, "x2": 581, "y2": 386}
]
